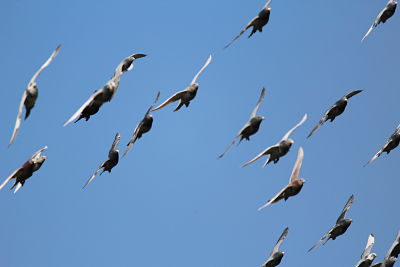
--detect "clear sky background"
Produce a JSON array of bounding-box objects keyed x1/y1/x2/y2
[{"x1": 0, "y1": 0, "x2": 399, "y2": 266}]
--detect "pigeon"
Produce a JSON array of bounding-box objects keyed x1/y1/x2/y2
[
  {"x1": 242, "y1": 114, "x2": 307, "y2": 168},
  {"x1": 123, "y1": 92, "x2": 160, "y2": 157},
  {"x1": 151, "y1": 55, "x2": 212, "y2": 112},
  {"x1": 261, "y1": 227, "x2": 289, "y2": 267},
  {"x1": 64, "y1": 53, "x2": 146, "y2": 126},
  {"x1": 225, "y1": 0, "x2": 273, "y2": 48},
  {"x1": 362, "y1": 0, "x2": 397, "y2": 42},
  {"x1": 308, "y1": 194, "x2": 355, "y2": 252},
  {"x1": 258, "y1": 147, "x2": 305, "y2": 210},
  {"x1": 307, "y1": 90, "x2": 363, "y2": 138},
  {"x1": 354, "y1": 234, "x2": 377, "y2": 267},
  {"x1": 0, "y1": 146, "x2": 48, "y2": 193},
  {"x1": 218, "y1": 88, "x2": 266, "y2": 158},
  {"x1": 365, "y1": 124, "x2": 400, "y2": 166},
  {"x1": 372, "y1": 232, "x2": 400, "y2": 267},
  {"x1": 83, "y1": 133, "x2": 120, "y2": 189},
  {"x1": 9, "y1": 45, "x2": 61, "y2": 146}
]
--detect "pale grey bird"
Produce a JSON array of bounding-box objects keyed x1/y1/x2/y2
[
  {"x1": 152, "y1": 55, "x2": 212, "y2": 112},
  {"x1": 0, "y1": 146, "x2": 48, "y2": 194},
  {"x1": 362, "y1": 0, "x2": 397, "y2": 42},
  {"x1": 308, "y1": 195, "x2": 355, "y2": 252},
  {"x1": 64, "y1": 53, "x2": 146, "y2": 126},
  {"x1": 225, "y1": 0, "x2": 273, "y2": 48},
  {"x1": 261, "y1": 227, "x2": 289, "y2": 267},
  {"x1": 123, "y1": 92, "x2": 160, "y2": 157},
  {"x1": 9, "y1": 45, "x2": 61, "y2": 146},
  {"x1": 372, "y1": 232, "x2": 400, "y2": 267},
  {"x1": 354, "y1": 234, "x2": 377, "y2": 267},
  {"x1": 258, "y1": 147, "x2": 305, "y2": 210},
  {"x1": 307, "y1": 90, "x2": 363, "y2": 138},
  {"x1": 83, "y1": 133, "x2": 120, "y2": 189},
  {"x1": 218, "y1": 88, "x2": 266, "y2": 158},
  {"x1": 365, "y1": 124, "x2": 400, "y2": 166},
  {"x1": 242, "y1": 114, "x2": 307, "y2": 168}
]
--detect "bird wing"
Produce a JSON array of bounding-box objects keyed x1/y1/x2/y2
[
  {"x1": 270, "y1": 227, "x2": 289, "y2": 256},
  {"x1": 361, "y1": 234, "x2": 375, "y2": 260},
  {"x1": 289, "y1": 147, "x2": 304, "y2": 183},
  {"x1": 144, "y1": 91, "x2": 161, "y2": 117},
  {"x1": 308, "y1": 232, "x2": 330, "y2": 252},
  {"x1": 123, "y1": 122, "x2": 142, "y2": 157},
  {"x1": 250, "y1": 87, "x2": 266, "y2": 118},
  {"x1": 364, "y1": 145, "x2": 385, "y2": 166},
  {"x1": 386, "y1": 231, "x2": 400, "y2": 260},
  {"x1": 258, "y1": 185, "x2": 288, "y2": 210},
  {"x1": 281, "y1": 114, "x2": 308, "y2": 141},
  {"x1": 345, "y1": 90, "x2": 363, "y2": 99},
  {"x1": 307, "y1": 114, "x2": 327, "y2": 138},
  {"x1": 263, "y1": 0, "x2": 273, "y2": 8},
  {"x1": 218, "y1": 132, "x2": 242, "y2": 159},
  {"x1": 151, "y1": 90, "x2": 187, "y2": 111},
  {"x1": 9, "y1": 90, "x2": 28, "y2": 146},
  {"x1": 109, "y1": 133, "x2": 121, "y2": 156},
  {"x1": 63, "y1": 89, "x2": 104, "y2": 126},
  {"x1": 336, "y1": 194, "x2": 355, "y2": 224},
  {"x1": 191, "y1": 55, "x2": 212, "y2": 85},
  {"x1": 0, "y1": 169, "x2": 19, "y2": 191},
  {"x1": 82, "y1": 162, "x2": 105, "y2": 189},
  {"x1": 30, "y1": 146, "x2": 48, "y2": 161},
  {"x1": 224, "y1": 17, "x2": 257, "y2": 49},
  {"x1": 241, "y1": 145, "x2": 279, "y2": 167},
  {"x1": 29, "y1": 45, "x2": 61, "y2": 84}
]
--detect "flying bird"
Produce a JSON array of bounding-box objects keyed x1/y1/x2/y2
[
  {"x1": 308, "y1": 194, "x2": 355, "y2": 252},
  {"x1": 261, "y1": 227, "x2": 289, "y2": 267},
  {"x1": 218, "y1": 88, "x2": 266, "y2": 158},
  {"x1": 362, "y1": 0, "x2": 397, "y2": 42},
  {"x1": 152, "y1": 55, "x2": 212, "y2": 112},
  {"x1": 123, "y1": 92, "x2": 160, "y2": 157},
  {"x1": 307, "y1": 90, "x2": 363, "y2": 138},
  {"x1": 365, "y1": 124, "x2": 400, "y2": 166},
  {"x1": 225, "y1": 0, "x2": 273, "y2": 48},
  {"x1": 354, "y1": 234, "x2": 377, "y2": 267},
  {"x1": 9, "y1": 45, "x2": 61, "y2": 146},
  {"x1": 258, "y1": 147, "x2": 305, "y2": 210},
  {"x1": 83, "y1": 133, "x2": 120, "y2": 189},
  {"x1": 0, "y1": 146, "x2": 48, "y2": 193},
  {"x1": 242, "y1": 114, "x2": 307, "y2": 168},
  {"x1": 372, "y1": 231, "x2": 400, "y2": 267},
  {"x1": 64, "y1": 53, "x2": 146, "y2": 126}
]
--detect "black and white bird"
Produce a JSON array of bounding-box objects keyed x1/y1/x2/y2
[
  {"x1": 242, "y1": 114, "x2": 307, "y2": 167},
  {"x1": 9, "y1": 45, "x2": 61, "y2": 146},
  {"x1": 308, "y1": 195, "x2": 355, "y2": 251},
  {"x1": 218, "y1": 88, "x2": 266, "y2": 158},
  {"x1": 225, "y1": 0, "x2": 273, "y2": 48},
  {"x1": 354, "y1": 234, "x2": 377, "y2": 267},
  {"x1": 152, "y1": 55, "x2": 212, "y2": 112},
  {"x1": 123, "y1": 92, "x2": 160, "y2": 157},
  {"x1": 261, "y1": 227, "x2": 289, "y2": 267},
  {"x1": 365, "y1": 124, "x2": 400, "y2": 166},
  {"x1": 362, "y1": 0, "x2": 397, "y2": 42},
  {"x1": 258, "y1": 147, "x2": 305, "y2": 210},
  {"x1": 307, "y1": 90, "x2": 362, "y2": 138},
  {"x1": 0, "y1": 146, "x2": 48, "y2": 193},
  {"x1": 372, "y1": 231, "x2": 400, "y2": 267},
  {"x1": 83, "y1": 133, "x2": 120, "y2": 189}
]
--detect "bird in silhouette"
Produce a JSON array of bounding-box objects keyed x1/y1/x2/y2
[
  {"x1": 261, "y1": 227, "x2": 289, "y2": 267},
  {"x1": 362, "y1": 0, "x2": 397, "y2": 42}
]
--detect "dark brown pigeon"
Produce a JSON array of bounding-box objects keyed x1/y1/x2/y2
[
  {"x1": 365, "y1": 124, "x2": 400, "y2": 166},
  {"x1": 218, "y1": 88, "x2": 266, "y2": 158},
  {"x1": 258, "y1": 147, "x2": 305, "y2": 210},
  {"x1": 225, "y1": 0, "x2": 273, "y2": 48},
  {"x1": 308, "y1": 195, "x2": 355, "y2": 251},
  {"x1": 0, "y1": 146, "x2": 48, "y2": 193},
  {"x1": 362, "y1": 1, "x2": 397, "y2": 42},
  {"x1": 261, "y1": 227, "x2": 289, "y2": 267},
  {"x1": 307, "y1": 90, "x2": 362, "y2": 138}
]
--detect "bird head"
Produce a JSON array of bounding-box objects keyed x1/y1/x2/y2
[
  {"x1": 367, "y1": 253, "x2": 377, "y2": 261},
  {"x1": 27, "y1": 82, "x2": 38, "y2": 93},
  {"x1": 299, "y1": 178, "x2": 306, "y2": 184},
  {"x1": 32, "y1": 156, "x2": 46, "y2": 172},
  {"x1": 191, "y1": 83, "x2": 199, "y2": 91},
  {"x1": 344, "y1": 218, "x2": 353, "y2": 225},
  {"x1": 287, "y1": 138, "x2": 294, "y2": 145}
]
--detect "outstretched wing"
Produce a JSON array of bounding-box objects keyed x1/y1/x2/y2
[
  {"x1": 386, "y1": 231, "x2": 400, "y2": 260},
  {"x1": 218, "y1": 132, "x2": 242, "y2": 159},
  {"x1": 258, "y1": 185, "x2": 288, "y2": 210},
  {"x1": 336, "y1": 194, "x2": 355, "y2": 224},
  {"x1": 250, "y1": 87, "x2": 266, "y2": 118},
  {"x1": 9, "y1": 91, "x2": 28, "y2": 146},
  {"x1": 123, "y1": 122, "x2": 142, "y2": 157},
  {"x1": 289, "y1": 147, "x2": 304, "y2": 183},
  {"x1": 241, "y1": 145, "x2": 279, "y2": 167},
  {"x1": 144, "y1": 91, "x2": 161, "y2": 117},
  {"x1": 263, "y1": 0, "x2": 273, "y2": 9},
  {"x1": 29, "y1": 45, "x2": 61, "y2": 84},
  {"x1": 109, "y1": 133, "x2": 121, "y2": 156},
  {"x1": 270, "y1": 227, "x2": 289, "y2": 256},
  {"x1": 151, "y1": 90, "x2": 186, "y2": 111},
  {"x1": 361, "y1": 234, "x2": 375, "y2": 260},
  {"x1": 308, "y1": 232, "x2": 330, "y2": 252},
  {"x1": 30, "y1": 146, "x2": 48, "y2": 160},
  {"x1": 364, "y1": 146, "x2": 385, "y2": 166},
  {"x1": 82, "y1": 162, "x2": 105, "y2": 189},
  {"x1": 0, "y1": 169, "x2": 19, "y2": 191},
  {"x1": 281, "y1": 114, "x2": 308, "y2": 141},
  {"x1": 345, "y1": 90, "x2": 363, "y2": 99},
  {"x1": 63, "y1": 89, "x2": 103, "y2": 126},
  {"x1": 307, "y1": 114, "x2": 327, "y2": 138},
  {"x1": 191, "y1": 55, "x2": 212, "y2": 85},
  {"x1": 224, "y1": 17, "x2": 257, "y2": 49}
]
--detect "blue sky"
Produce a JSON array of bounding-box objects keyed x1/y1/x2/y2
[{"x1": 0, "y1": 0, "x2": 399, "y2": 266}]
